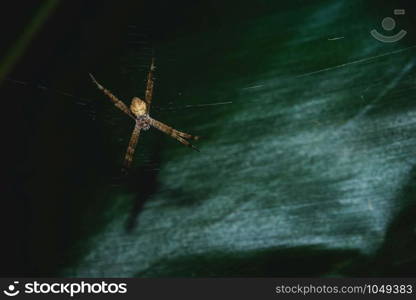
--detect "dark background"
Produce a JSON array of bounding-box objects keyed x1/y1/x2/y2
[{"x1": 2, "y1": 0, "x2": 416, "y2": 277}]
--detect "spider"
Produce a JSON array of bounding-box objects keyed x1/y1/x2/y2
[{"x1": 89, "y1": 58, "x2": 199, "y2": 170}]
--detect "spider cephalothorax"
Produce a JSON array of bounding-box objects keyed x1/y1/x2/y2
[{"x1": 89, "y1": 58, "x2": 200, "y2": 170}]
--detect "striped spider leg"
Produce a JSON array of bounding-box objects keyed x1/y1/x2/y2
[
  {"x1": 144, "y1": 57, "x2": 155, "y2": 111},
  {"x1": 123, "y1": 121, "x2": 142, "y2": 169},
  {"x1": 148, "y1": 117, "x2": 200, "y2": 151},
  {"x1": 88, "y1": 73, "x2": 135, "y2": 120},
  {"x1": 90, "y1": 58, "x2": 200, "y2": 170},
  {"x1": 141, "y1": 58, "x2": 199, "y2": 150},
  {"x1": 89, "y1": 74, "x2": 143, "y2": 169}
]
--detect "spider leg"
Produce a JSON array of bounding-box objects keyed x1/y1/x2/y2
[
  {"x1": 144, "y1": 58, "x2": 155, "y2": 112},
  {"x1": 89, "y1": 73, "x2": 135, "y2": 119},
  {"x1": 149, "y1": 117, "x2": 200, "y2": 151},
  {"x1": 123, "y1": 121, "x2": 142, "y2": 169}
]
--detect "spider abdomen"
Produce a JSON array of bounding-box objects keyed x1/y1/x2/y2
[{"x1": 130, "y1": 97, "x2": 148, "y2": 116}]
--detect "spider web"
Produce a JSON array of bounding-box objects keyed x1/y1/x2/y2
[{"x1": 4, "y1": 23, "x2": 231, "y2": 175}]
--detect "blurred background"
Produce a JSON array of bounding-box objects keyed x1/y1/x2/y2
[{"x1": 2, "y1": 0, "x2": 416, "y2": 277}]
